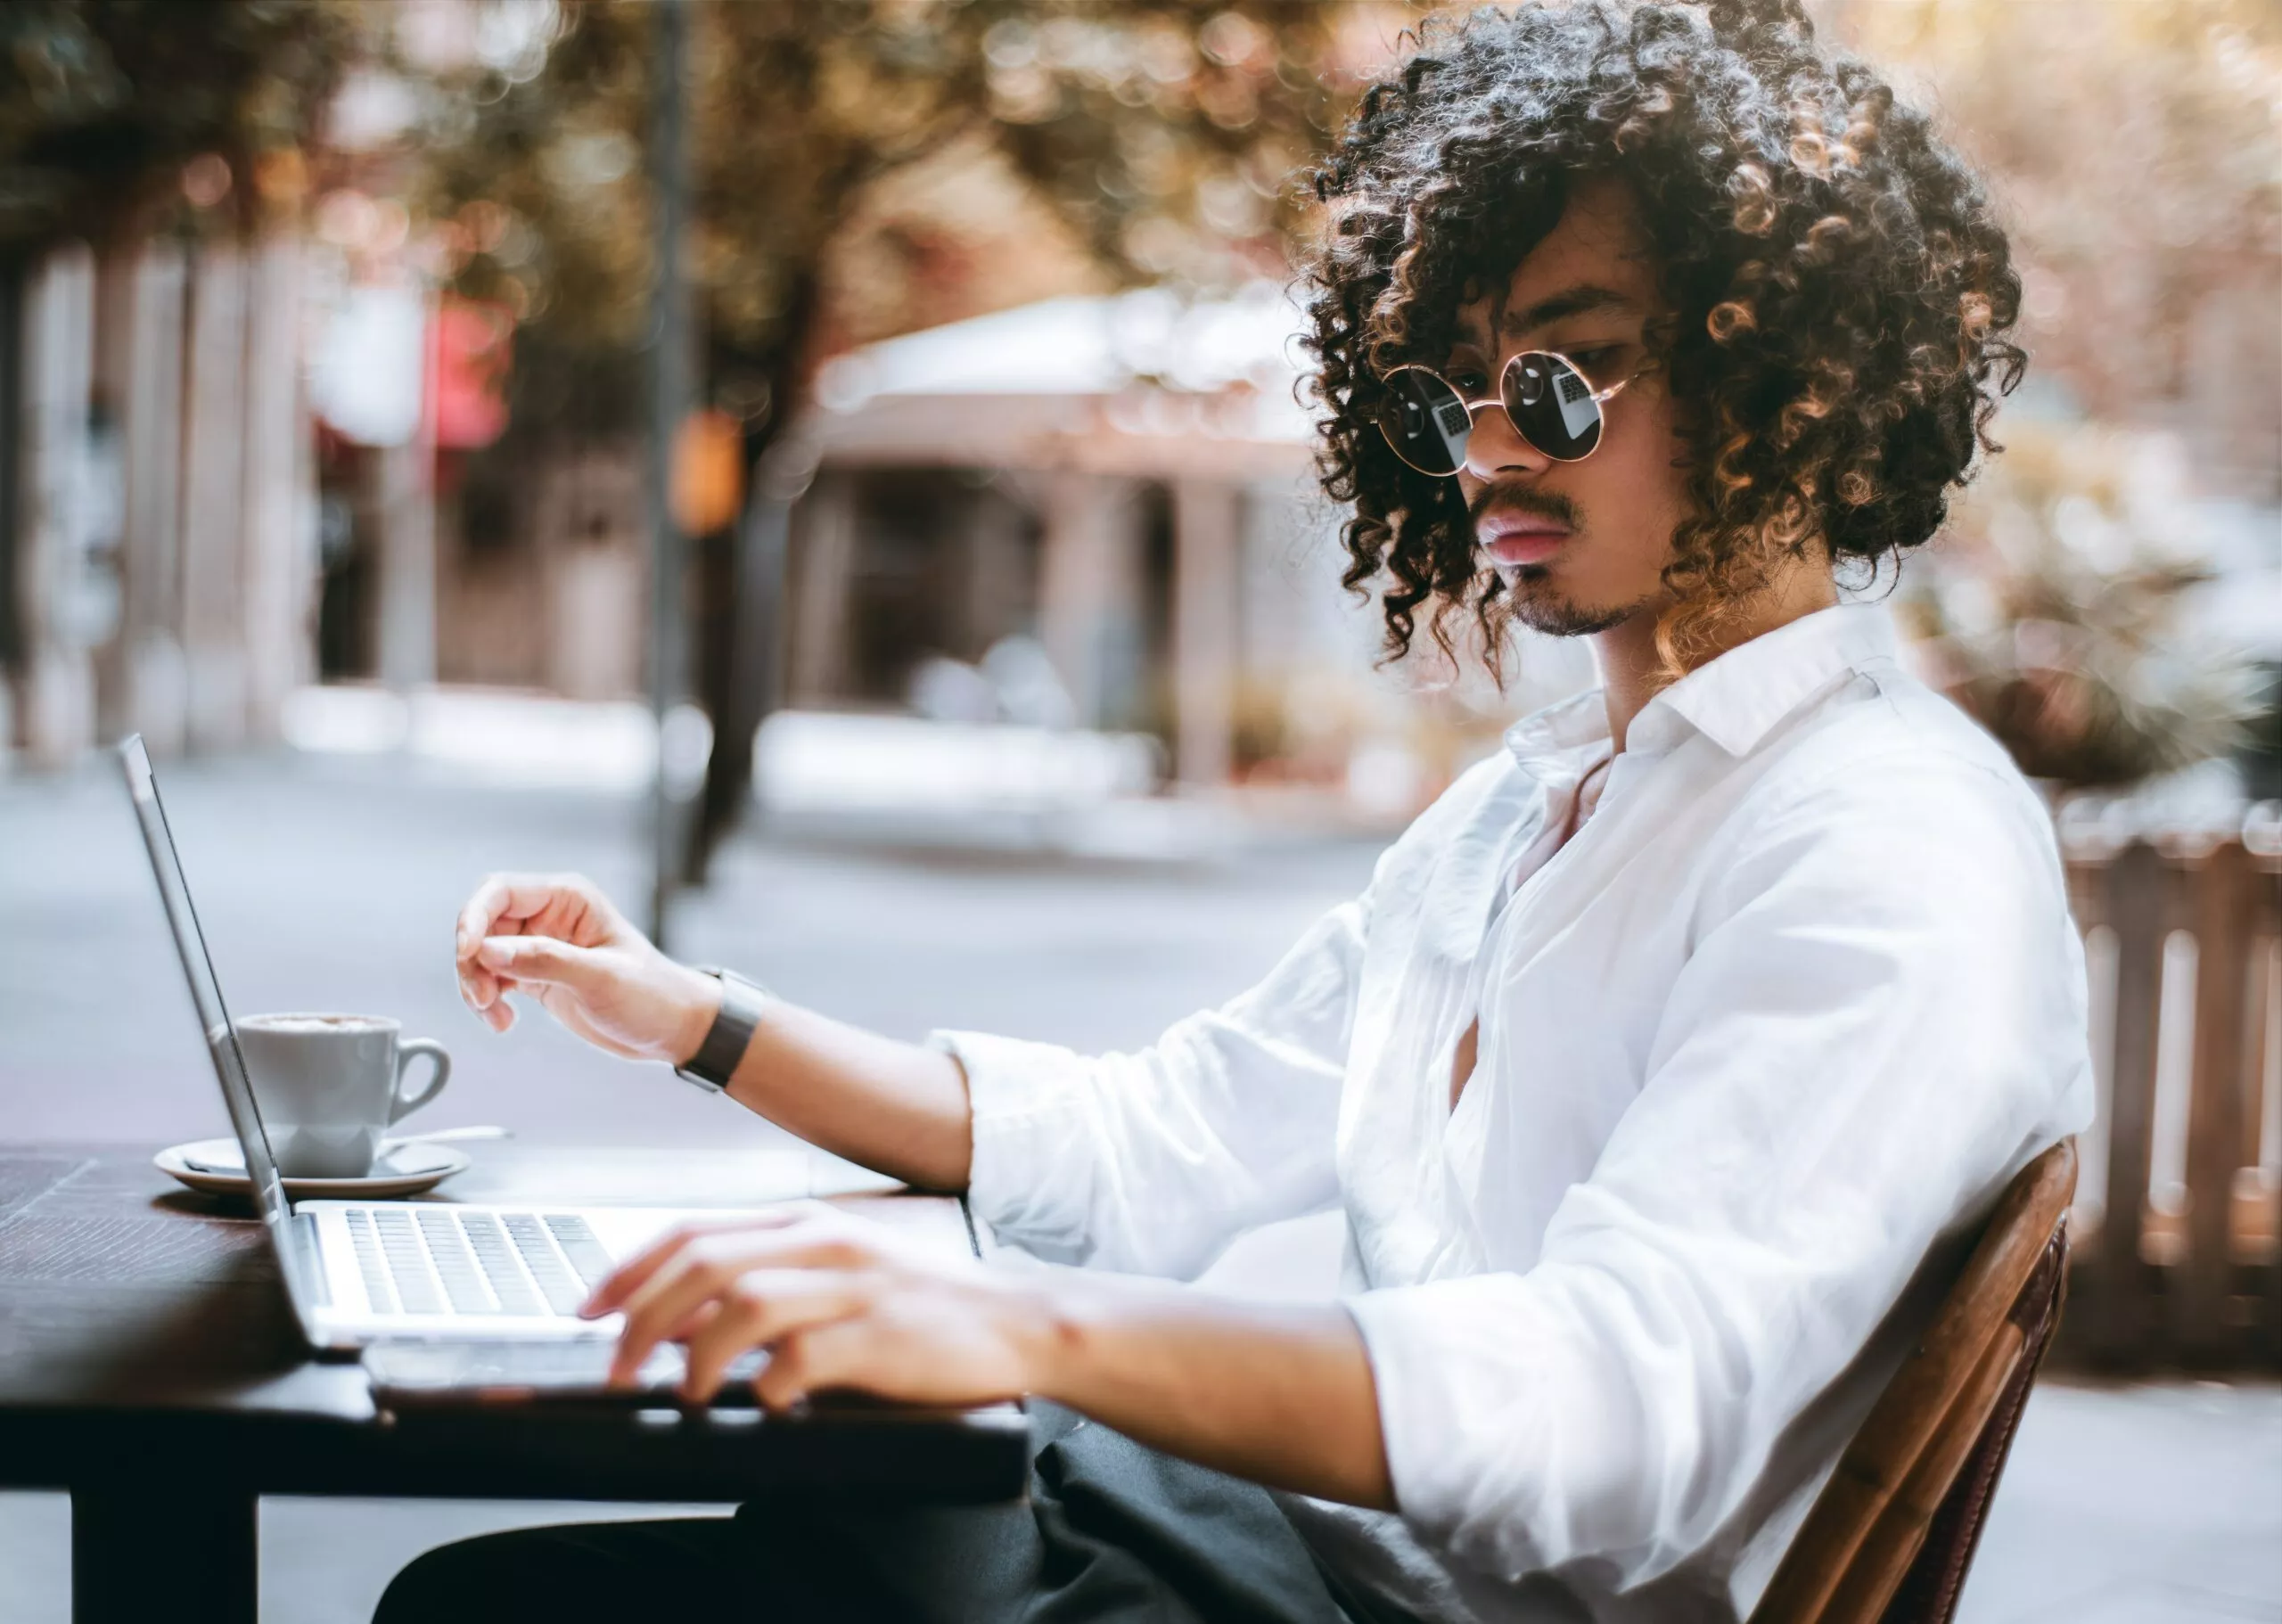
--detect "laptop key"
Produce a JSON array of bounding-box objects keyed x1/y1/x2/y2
[
  {"x1": 344, "y1": 1210, "x2": 398, "y2": 1314},
  {"x1": 503, "y1": 1213, "x2": 587, "y2": 1316},
  {"x1": 459, "y1": 1212, "x2": 546, "y2": 1316},
  {"x1": 415, "y1": 1210, "x2": 500, "y2": 1315},
  {"x1": 543, "y1": 1215, "x2": 618, "y2": 1290},
  {"x1": 369, "y1": 1208, "x2": 447, "y2": 1314}
]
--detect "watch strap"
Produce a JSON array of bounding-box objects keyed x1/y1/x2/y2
[{"x1": 673, "y1": 967, "x2": 770, "y2": 1093}]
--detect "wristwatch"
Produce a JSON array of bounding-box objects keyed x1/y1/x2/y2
[{"x1": 673, "y1": 967, "x2": 773, "y2": 1094}]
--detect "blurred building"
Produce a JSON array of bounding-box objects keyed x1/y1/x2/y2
[
  {"x1": 1, "y1": 235, "x2": 316, "y2": 769},
  {"x1": 378, "y1": 283, "x2": 1390, "y2": 798},
  {"x1": 784, "y1": 283, "x2": 1358, "y2": 791}
]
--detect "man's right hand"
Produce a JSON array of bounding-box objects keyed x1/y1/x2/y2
[
  {"x1": 453, "y1": 874, "x2": 719, "y2": 1065},
  {"x1": 456, "y1": 875, "x2": 973, "y2": 1190}
]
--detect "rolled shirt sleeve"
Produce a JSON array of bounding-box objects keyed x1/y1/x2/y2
[
  {"x1": 1346, "y1": 753, "x2": 2093, "y2": 1590},
  {"x1": 935, "y1": 890, "x2": 1370, "y2": 1278}
]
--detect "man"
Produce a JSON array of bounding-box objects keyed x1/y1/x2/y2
[{"x1": 380, "y1": 3, "x2": 2090, "y2": 1619}]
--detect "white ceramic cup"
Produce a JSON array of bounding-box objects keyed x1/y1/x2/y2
[{"x1": 230, "y1": 1013, "x2": 452, "y2": 1179}]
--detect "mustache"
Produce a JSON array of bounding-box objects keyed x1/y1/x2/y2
[{"x1": 1468, "y1": 483, "x2": 1581, "y2": 532}]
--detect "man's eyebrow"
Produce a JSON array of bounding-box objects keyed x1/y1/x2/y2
[{"x1": 1497, "y1": 283, "x2": 1636, "y2": 337}]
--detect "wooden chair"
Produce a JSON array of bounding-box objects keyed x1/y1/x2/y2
[{"x1": 1751, "y1": 1140, "x2": 2077, "y2": 1624}]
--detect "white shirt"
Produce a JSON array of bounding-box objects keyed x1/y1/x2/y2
[{"x1": 937, "y1": 603, "x2": 2093, "y2": 1623}]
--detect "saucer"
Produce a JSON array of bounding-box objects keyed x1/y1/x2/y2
[{"x1": 155, "y1": 1137, "x2": 472, "y2": 1200}]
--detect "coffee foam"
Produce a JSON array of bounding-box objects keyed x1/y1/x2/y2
[{"x1": 241, "y1": 1013, "x2": 390, "y2": 1035}]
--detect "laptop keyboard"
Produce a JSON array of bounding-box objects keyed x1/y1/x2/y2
[{"x1": 344, "y1": 1209, "x2": 616, "y2": 1317}]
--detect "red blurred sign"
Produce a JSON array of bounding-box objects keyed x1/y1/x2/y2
[{"x1": 428, "y1": 298, "x2": 513, "y2": 449}]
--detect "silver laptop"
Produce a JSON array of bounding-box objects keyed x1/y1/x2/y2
[{"x1": 118, "y1": 734, "x2": 800, "y2": 1389}]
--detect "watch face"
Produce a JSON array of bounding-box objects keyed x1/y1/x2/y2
[{"x1": 678, "y1": 969, "x2": 767, "y2": 1093}]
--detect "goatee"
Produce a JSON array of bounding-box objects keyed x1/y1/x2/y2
[{"x1": 1501, "y1": 566, "x2": 1652, "y2": 638}]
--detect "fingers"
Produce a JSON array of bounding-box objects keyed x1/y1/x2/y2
[
  {"x1": 602, "y1": 1218, "x2": 862, "y2": 1387},
  {"x1": 456, "y1": 874, "x2": 546, "y2": 967},
  {"x1": 611, "y1": 1236, "x2": 858, "y2": 1386},
  {"x1": 753, "y1": 1316, "x2": 874, "y2": 1414},
  {"x1": 455, "y1": 874, "x2": 625, "y2": 1025},
  {"x1": 661, "y1": 1298, "x2": 723, "y2": 1347},
  {"x1": 607, "y1": 1250, "x2": 725, "y2": 1386},
  {"x1": 456, "y1": 889, "x2": 505, "y2": 1023},
  {"x1": 464, "y1": 970, "x2": 514, "y2": 1031},
  {"x1": 474, "y1": 935, "x2": 607, "y2": 998},
  {"x1": 580, "y1": 1210, "x2": 809, "y2": 1319},
  {"x1": 677, "y1": 1271, "x2": 864, "y2": 1403},
  {"x1": 456, "y1": 874, "x2": 551, "y2": 1023},
  {"x1": 457, "y1": 969, "x2": 514, "y2": 1031},
  {"x1": 456, "y1": 873, "x2": 603, "y2": 951}
]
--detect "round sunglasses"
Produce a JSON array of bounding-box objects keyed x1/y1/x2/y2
[{"x1": 1375, "y1": 351, "x2": 1637, "y2": 477}]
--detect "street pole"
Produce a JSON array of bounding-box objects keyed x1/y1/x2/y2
[
  {"x1": 644, "y1": 0, "x2": 692, "y2": 949},
  {"x1": 731, "y1": 461, "x2": 795, "y2": 825}
]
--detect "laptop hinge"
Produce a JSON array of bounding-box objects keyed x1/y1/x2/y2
[{"x1": 294, "y1": 1210, "x2": 332, "y2": 1308}]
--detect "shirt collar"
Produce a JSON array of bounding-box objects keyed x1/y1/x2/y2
[
  {"x1": 1652, "y1": 601, "x2": 1899, "y2": 756},
  {"x1": 1502, "y1": 602, "x2": 1900, "y2": 772},
  {"x1": 1502, "y1": 686, "x2": 1611, "y2": 780}
]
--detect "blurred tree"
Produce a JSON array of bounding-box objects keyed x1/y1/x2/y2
[
  {"x1": 419, "y1": 0, "x2": 1390, "y2": 440},
  {"x1": 1897, "y1": 423, "x2": 2264, "y2": 787},
  {"x1": 0, "y1": 0, "x2": 355, "y2": 250},
  {"x1": 1826, "y1": 0, "x2": 2281, "y2": 794},
  {"x1": 415, "y1": 0, "x2": 1401, "y2": 875},
  {"x1": 1834, "y1": 0, "x2": 2282, "y2": 500}
]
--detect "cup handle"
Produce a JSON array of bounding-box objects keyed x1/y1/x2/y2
[{"x1": 390, "y1": 1038, "x2": 452, "y2": 1123}]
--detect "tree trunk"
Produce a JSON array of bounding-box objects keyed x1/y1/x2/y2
[{"x1": 684, "y1": 267, "x2": 818, "y2": 884}]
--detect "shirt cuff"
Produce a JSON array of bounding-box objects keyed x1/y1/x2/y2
[
  {"x1": 929, "y1": 1029, "x2": 1098, "y2": 1264},
  {"x1": 1346, "y1": 1273, "x2": 1639, "y2": 1581}
]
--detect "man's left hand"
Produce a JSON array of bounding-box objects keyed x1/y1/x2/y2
[{"x1": 580, "y1": 1202, "x2": 1047, "y2": 1409}]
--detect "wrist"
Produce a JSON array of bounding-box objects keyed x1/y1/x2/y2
[
  {"x1": 665, "y1": 964, "x2": 724, "y2": 1068},
  {"x1": 1007, "y1": 1272, "x2": 1090, "y2": 1402}
]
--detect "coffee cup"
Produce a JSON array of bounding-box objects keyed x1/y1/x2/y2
[{"x1": 230, "y1": 1013, "x2": 451, "y2": 1179}]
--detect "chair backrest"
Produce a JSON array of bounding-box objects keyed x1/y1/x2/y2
[{"x1": 1750, "y1": 1139, "x2": 2077, "y2": 1624}]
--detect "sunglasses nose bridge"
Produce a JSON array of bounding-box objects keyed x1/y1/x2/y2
[{"x1": 1463, "y1": 375, "x2": 1556, "y2": 478}]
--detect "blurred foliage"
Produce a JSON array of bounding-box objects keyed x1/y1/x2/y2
[
  {"x1": 1843, "y1": 0, "x2": 2282, "y2": 788},
  {"x1": 1898, "y1": 424, "x2": 2265, "y2": 787},
  {"x1": 413, "y1": 0, "x2": 1396, "y2": 442},
  {"x1": 0, "y1": 0, "x2": 355, "y2": 251},
  {"x1": 1835, "y1": 0, "x2": 2282, "y2": 498}
]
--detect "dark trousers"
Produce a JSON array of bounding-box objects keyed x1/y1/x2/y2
[{"x1": 373, "y1": 1404, "x2": 1400, "y2": 1623}]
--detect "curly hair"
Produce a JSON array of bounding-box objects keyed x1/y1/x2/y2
[{"x1": 1302, "y1": 0, "x2": 2025, "y2": 680}]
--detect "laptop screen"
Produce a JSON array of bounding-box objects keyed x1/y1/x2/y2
[{"x1": 119, "y1": 734, "x2": 325, "y2": 1332}]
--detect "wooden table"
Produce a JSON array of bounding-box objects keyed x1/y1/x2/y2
[{"x1": 0, "y1": 1142, "x2": 1030, "y2": 1624}]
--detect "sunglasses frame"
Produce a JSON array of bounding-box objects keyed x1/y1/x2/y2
[{"x1": 1376, "y1": 350, "x2": 1638, "y2": 478}]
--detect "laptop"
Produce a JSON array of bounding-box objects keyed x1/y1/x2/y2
[{"x1": 118, "y1": 733, "x2": 972, "y2": 1402}]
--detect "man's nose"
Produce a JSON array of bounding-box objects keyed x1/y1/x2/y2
[{"x1": 1463, "y1": 394, "x2": 1550, "y2": 482}]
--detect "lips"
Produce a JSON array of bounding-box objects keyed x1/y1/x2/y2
[{"x1": 1479, "y1": 512, "x2": 1572, "y2": 568}]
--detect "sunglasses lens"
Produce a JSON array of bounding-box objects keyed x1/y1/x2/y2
[
  {"x1": 1375, "y1": 369, "x2": 1471, "y2": 477},
  {"x1": 1503, "y1": 352, "x2": 1601, "y2": 460}
]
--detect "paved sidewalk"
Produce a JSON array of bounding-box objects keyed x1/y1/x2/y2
[
  {"x1": 1, "y1": 753, "x2": 2275, "y2": 1622},
  {"x1": 0, "y1": 748, "x2": 1374, "y2": 1150},
  {"x1": 1960, "y1": 1378, "x2": 2279, "y2": 1624}
]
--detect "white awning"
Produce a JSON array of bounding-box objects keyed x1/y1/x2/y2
[{"x1": 799, "y1": 283, "x2": 1322, "y2": 475}]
